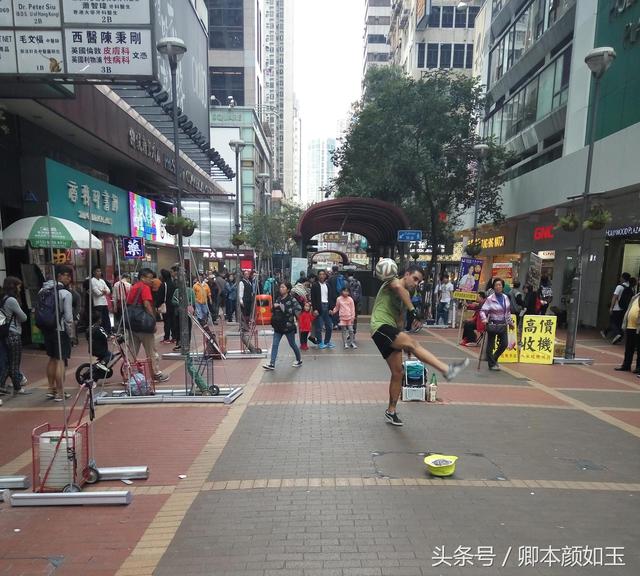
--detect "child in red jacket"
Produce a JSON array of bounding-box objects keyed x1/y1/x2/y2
[{"x1": 298, "y1": 302, "x2": 314, "y2": 350}]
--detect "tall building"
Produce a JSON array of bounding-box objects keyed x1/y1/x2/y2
[
  {"x1": 305, "y1": 138, "x2": 337, "y2": 205},
  {"x1": 292, "y1": 99, "x2": 303, "y2": 204},
  {"x1": 264, "y1": 0, "x2": 295, "y2": 200},
  {"x1": 388, "y1": 0, "x2": 482, "y2": 78},
  {"x1": 363, "y1": 0, "x2": 393, "y2": 78},
  {"x1": 465, "y1": 0, "x2": 640, "y2": 328}
]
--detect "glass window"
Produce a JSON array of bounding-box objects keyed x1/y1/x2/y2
[
  {"x1": 455, "y1": 7, "x2": 467, "y2": 28},
  {"x1": 426, "y1": 43, "x2": 439, "y2": 68},
  {"x1": 417, "y1": 43, "x2": 425, "y2": 68},
  {"x1": 465, "y1": 44, "x2": 473, "y2": 69},
  {"x1": 453, "y1": 44, "x2": 466, "y2": 68},
  {"x1": 523, "y1": 77, "x2": 539, "y2": 127},
  {"x1": 441, "y1": 6, "x2": 454, "y2": 28},
  {"x1": 468, "y1": 6, "x2": 480, "y2": 28},
  {"x1": 210, "y1": 67, "x2": 245, "y2": 106},
  {"x1": 209, "y1": 0, "x2": 244, "y2": 50},
  {"x1": 428, "y1": 6, "x2": 441, "y2": 27},
  {"x1": 440, "y1": 43, "x2": 452, "y2": 68}
]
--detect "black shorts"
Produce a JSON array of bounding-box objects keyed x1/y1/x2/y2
[
  {"x1": 372, "y1": 324, "x2": 400, "y2": 359},
  {"x1": 43, "y1": 331, "x2": 71, "y2": 362}
]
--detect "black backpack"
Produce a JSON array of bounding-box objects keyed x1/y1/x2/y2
[
  {"x1": 619, "y1": 285, "x2": 633, "y2": 312},
  {"x1": 35, "y1": 286, "x2": 59, "y2": 331},
  {"x1": 0, "y1": 296, "x2": 13, "y2": 339},
  {"x1": 270, "y1": 306, "x2": 288, "y2": 334}
]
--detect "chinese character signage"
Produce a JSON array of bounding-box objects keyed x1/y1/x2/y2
[
  {"x1": 64, "y1": 28, "x2": 152, "y2": 76},
  {"x1": 0, "y1": 31, "x2": 16, "y2": 72},
  {"x1": 46, "y1": 158, "x2": 129, "y2": 236},
  {"x1": 62, "y1": 0, "x2": 151, "y2": 25},
  {"x1": 454, "y1": 257, "x2": 483, "y2": 301},
  {"x1": 492, "y1": 314, "x2": 518, "y2": 363},
  {"x1": 13, "y1": 0, "x2": 61, "y2": 27},
  {"x1": 519, "y1": 315, "x2": 557, "y2": 365},
  {"x1": 480, "y1": 235, "x2": 505, "y2": 250},
  {"x1": 129, "y1": 191, "x2": 156, "y2": 241},
  {"x1": 491, "y1": 262, "x2": 513, "y2": 281},
  {"x1": 122, "y1": 237, "x2": 145, "y2": 260},
  {"x1": 16, "y1": 30, "x2": 63, "y2": 73}
]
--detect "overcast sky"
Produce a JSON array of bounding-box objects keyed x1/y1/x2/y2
[{"x1": 294, "y1": 0, "x2": 365, "y2": 141}]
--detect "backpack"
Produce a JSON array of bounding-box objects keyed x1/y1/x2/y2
[
  {"x1": 35, "y1": 286, "x2": 59, "y2": 331},
  {"x1": 349, "y1": 279, "x2": 362, "y2": 303},
  {"x1": 335, "y1": 274, "x2": 346, "y2": 293},
  {"x1": 270, "y1": 305, "x2": 288, "y2": 334},
  {"x1": 619, "y1": 285, "x2": 633, "y2": 312},
  {"x1": 0, "y1": 296, "x2": 13, "y2": 339}
]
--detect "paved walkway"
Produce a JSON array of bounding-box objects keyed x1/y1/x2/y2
[{"x1": 0, "y1": 323, "x2": 639, "y2": 575}]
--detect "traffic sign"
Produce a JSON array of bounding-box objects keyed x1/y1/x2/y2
[{"x1": 397, "y1": 230, "x2": 422, "y2": 242}]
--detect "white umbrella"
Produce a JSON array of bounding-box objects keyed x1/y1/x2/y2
[{"x1": 1, "y1": 216, "x2": 102, "y2": 250}]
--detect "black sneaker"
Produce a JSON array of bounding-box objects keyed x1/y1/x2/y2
[
  {"x1": 292, "y1": 360, "x2": 303, "y2": 367},
  {"x1": 445, "y1": 358, "x2": 469, "y2": 381},
  {"x1": 263, "y1": 364, "x2": 275, "y2": 371},
  {"x1": 385, "y1": 410, "x2": 403, "y2": 426}
]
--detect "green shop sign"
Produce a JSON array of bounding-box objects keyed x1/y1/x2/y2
[{"x1": 46, "y1": 158, "x2": 130, "y2": 236}]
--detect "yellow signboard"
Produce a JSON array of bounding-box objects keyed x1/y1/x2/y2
[
  {"x1": 519, "y1": 315, "x2": 557, "y2": 365},
  {"x1": 480, "y1": 235, "x2": 505, "y2": 249},
  {"x1": 454, "y1": 291, "x2": 479, "y2": 301},
  {"x1": 492, "y1": 314, "x2": 518, "y2": 363}
]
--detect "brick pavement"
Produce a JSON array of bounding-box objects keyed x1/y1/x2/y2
[{"x1": 1, "y1": 324, "x2": 639, "y2": 575}]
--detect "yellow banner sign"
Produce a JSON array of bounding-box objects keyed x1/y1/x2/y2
[
  {"x1": 492, "y1": 314, "x2": 518, "y2": 363},
  {"x1": 519, "y1": 315, "x2": 557, "y2": 364},
  {"x1": 453, "y1": 291, "x2": 479, "y2": 301}
]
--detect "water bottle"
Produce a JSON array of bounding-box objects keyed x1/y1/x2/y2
[{"x1": 427, "y1": 374, "x2": 438, "y2": 402}]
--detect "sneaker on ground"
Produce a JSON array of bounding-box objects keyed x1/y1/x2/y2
[
  {"x1": 350, "y1": 342, "x2": 358, "y2": 349},
  {"x1": 612, "y1": 334, "x2": 622, "y2": 344},
  {"x1": 308, "y1": 336, "x2": 318, "y2": 345},
  {"x1": 344, "y1": 343, "x2": 349, "y2": 349},
  {"x1": 292, "y1": 360, "x2": 303, "y2": 367},
  {"x1": 318, "y1": 343, "x2": 327, "y2": 350},
  {"x1": 445, "y1": 358, "x2": 470, "y2": 381},
  {"x1": 489, "y1": 365, "x2": 501, "y2": 371},
  {"x1": 15, "y1": 389, "x2": 32, "y2": 395},
  {"x1": 0, "y1": 387, "x2": 8, "y2": 395},
  {"x1": 172, "y1": 345, "x2": 181, "y2": 351},
  {"x1": 53, "y1": 393, "x2": 72, "y2": 402},
  {"x1": 46, "y1": 392, "x2": 56, "y2": 399},
  {"x1": 154, "y1": 373, "x2": 170, "y2": 382},
  {"x1": 599, "y1": 330, "x2": 607, "y2": 340},
  {"x1": 20, "y1": 375, "x2": 28, "y2": 387},
  {"x1": 326, "y1": 342, "x2": 336, "y2": 349},
  {"x1": 263, "y1": 364, "x2": 275, "y2": 371},
  {"x1": 385, "y1": 410, "x2": 403, "y2": 426}
]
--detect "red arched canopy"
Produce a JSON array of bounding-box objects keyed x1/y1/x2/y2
[{"x1": 295, "y1": 197, "x2": 410, "y2": 246}]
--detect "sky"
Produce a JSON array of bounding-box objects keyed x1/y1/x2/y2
[{"x1": 293, "y1": 0, "x2": 365, "y2": 142}]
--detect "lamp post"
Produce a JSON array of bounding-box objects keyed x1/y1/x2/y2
[
  {"x1": 157, "y1": 36, "x2": 190, "y2": 355},
  {"x1": 471, "y1": 143, "x2": 489, "y2": 250},
  {"x1": 564, "y1": 47, "x2": 616, "y2": 362},
  {"x1": 229, "y1": 139, "x2": 246, "y2": 328}
]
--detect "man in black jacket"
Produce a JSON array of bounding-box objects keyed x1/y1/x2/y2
[{"x1": 310, "y1": 270, "x2": 336, "y2": 348}]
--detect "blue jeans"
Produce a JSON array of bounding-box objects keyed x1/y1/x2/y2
[
  {"x1": 195, "y1": 302, "x2": 209, "y2": 322},
  {"x1": 436, "y1": 302, "x2": 450, "y2": 325},
  {"x1": 270, "y1": 331, "x2": 301, "y2": 365},
  {"x1": 315, "y1": 303, "x2": 333, "y2": 344}
]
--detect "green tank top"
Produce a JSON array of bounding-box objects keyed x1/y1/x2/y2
[{"x1": 371, "y1": 281, "x2": 403, "y2": 333}]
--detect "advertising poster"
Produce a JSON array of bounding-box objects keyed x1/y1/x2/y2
[
  {"x1": 154, "y1": 213, "x2": 175, "y2": 245},
  {"x1": 492, "y1": 314, "x2": 518, "y2": 363},
  {"x1": 519, "y1": 315, "x2": 557, "y2": 365},
  {"x1": 122, "y1": 237, "x2": 145, "y2": 260},
  {"x1": 454, "y1": 257, "x2": 483, "y2": 301},
  {"x1": 527, "y1": 252, "x2": 542, "y2": 291},
  {"x1": 291, "y1": 257, "x2": 308, "y2": 284},
  {"x1": 129, "y1": 191, "x2": 156, "y2": 241},
  {"x1": 491, "y1": 262, "x2": 513, "y2": 281}
]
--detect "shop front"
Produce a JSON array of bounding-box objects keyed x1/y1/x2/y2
[{"x1": 472, "y1": 227, "x2": 520, "y2": 290}]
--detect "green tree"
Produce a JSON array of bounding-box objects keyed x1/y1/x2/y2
[{"x1": 332, "y1": 66, "x2": 510, "y2": 273}]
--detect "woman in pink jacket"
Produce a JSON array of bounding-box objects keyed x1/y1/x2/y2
[{"x1": 332, "y1": 286, "x2": 357, "y2": 349}]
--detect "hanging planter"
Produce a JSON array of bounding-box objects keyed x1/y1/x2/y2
[
  {"x1": 465, "y1": 240, "x2": 482, "y2": 257},
  {"x1": 231, "y1": 232, "x2": 247, "y2": 247},
  {"x1": 556, "y1": 212, "x2": 579, "y2": 232},
  {"x1": 583, "y1": 205, "x2": 611, "y2": 231},
  {"x1": 161, "y1": 213, "x2": 197, "y2": 237},
  {"x1": 182, "y1": 223, "x2": 196, "y2": 237}
]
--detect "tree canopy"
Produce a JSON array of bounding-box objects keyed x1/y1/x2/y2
[
  {"x1": 244, "y1": 202, "x2": 304, "y2": 258},
  {"x1": 331, "y1": 66, "x2": 510, "y2": 262}
]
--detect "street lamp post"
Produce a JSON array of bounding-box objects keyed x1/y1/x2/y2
[
  {"x1": 472, "y1": 143, "x2": 490, "y2": 249},
  {"x1": 157, "y1": 37, "x2": 190, "y2": 356},
  {"x1": 229, "y1": 139, "x2": 246, "y2": 328},
  {"x1": 256, "y1": 171, "x2": 272, "y2": 279},
  {"x1": 564, "y1": 47, "x2": 616, "y2": 362}
]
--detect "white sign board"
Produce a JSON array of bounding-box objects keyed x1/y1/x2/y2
[
  {"x1": 0, "y1": 31, "x2": 16, "y2": 72},
  {"x1": 13, "y1": 0, "x2": 61, "y2": 27},
  {"x1": 0, "y1": 0, "x2": 13, "y2": 26},
  {"x1": 64, "y1": 28, "x2": 152, "y2": 76},
  {"x1": 16, "y1": 29, "x2": 63, "y2": 73},
  {"x1": 62, "y1": 0, "x2": 151, "y2": 25}
]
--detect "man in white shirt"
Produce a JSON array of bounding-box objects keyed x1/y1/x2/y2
[
  {"x1": 112, "y1": 273, "x2": 131, "y2": 331},
  {"x1": 436, "y1": 273, "x2": 454, "y2": 326},
  {"x1": 601, "y1": 272, "x2": 632, "y2": 344},
  {"x1": 90, "y1": 266, "x2": 112, "y2": 334}
]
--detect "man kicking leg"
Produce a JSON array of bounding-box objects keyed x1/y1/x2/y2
[{"x1": 371, "y1": 263, "x2": 468, "y2": 426}]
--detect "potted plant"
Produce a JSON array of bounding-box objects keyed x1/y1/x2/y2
[
  {"x1": 181, "y1": 218, "x2": 197, "y2": 237},
  {"x1": 583, "y1": 205, "x2": 611, "y2": 231},
  {"x1": 161, "y1": 213, "x2": 183, "y2": 236},
  {"x1": 231, "y1": 232, "x2": 247, "y2": 247},
  {"x1": 465, "y1": 240, "x2": 482, "y2": 257},
  {"x1": 556, "y1": 211, "x2": 579, "y2": 232}
]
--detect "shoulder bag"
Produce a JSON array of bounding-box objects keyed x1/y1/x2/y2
[{"x1": 126, "y1": 286, "x2": 156, "y2": 333}]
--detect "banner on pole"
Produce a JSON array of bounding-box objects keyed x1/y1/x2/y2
[
  {"x1": 519, "y1": 315, "x2": 557, "y2": 364},
  {"x1": 454, "y1": 257, "x2": 483, "y2": 301}
]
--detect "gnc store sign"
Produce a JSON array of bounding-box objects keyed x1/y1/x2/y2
[{"x1": 534, "y1": 225, "x2": 555, "y2": 241}]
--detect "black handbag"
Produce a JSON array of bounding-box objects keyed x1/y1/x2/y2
[{"x1": 126, "y1": 286, "x2": 156, "y2": 333}]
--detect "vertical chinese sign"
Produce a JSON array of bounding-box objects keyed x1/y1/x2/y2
[{"x1": 519, "y1": 315, "x2": 557, "y2": 365}]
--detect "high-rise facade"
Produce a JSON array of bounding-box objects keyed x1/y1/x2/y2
[
  {"x1": 264, "y1": 0, "x2": 295, "y2": 200},
  {"x1": 388, "y1": 0, "x2": 482, "y2": 78},
  {"x1": 363, "y1": 0, "x2": 393, "y2": 78},
  {"x1": 465, "y1": 0, "x2": 640, "y2": 329},
  {"x1": 305, "y1": 138, "x2": 337, "y2": 205}
]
